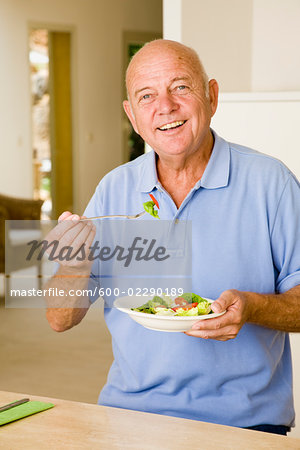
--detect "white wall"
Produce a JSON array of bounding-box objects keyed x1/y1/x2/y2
[
  {"x1": 0, "y1": 0, "x2": 162, "y2": 211},
  {"x1": 0, "y1": 1, "x2": 33, "y2": 197},
  {"x1": 212, "y1": 91, "x2": 300, "y2": 179},
  {"x1": 164, "y1": 0, "x2": 300, "y2": 439},
  {"x1": 163, "y1": 0, "x2": 182, "y2": 42},
  {"x1": 212, "y1": 92, "x2": 300, "y2": 440}
]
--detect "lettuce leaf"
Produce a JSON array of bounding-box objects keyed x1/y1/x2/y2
[{"x1": 143, "y1": 201, "x2": 160, "y2": 219}]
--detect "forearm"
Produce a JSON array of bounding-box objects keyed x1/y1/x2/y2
[
  {"x1": 45, "y1": 265, "x2": 92, "y2": 332},
  {"x1": 245, "y1": 285, "x2": 300, "y2": 332}
]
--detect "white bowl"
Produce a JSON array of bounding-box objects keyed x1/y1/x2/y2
[{"x1": 113, "y1": 295, "x2": 225, "y2": 332}]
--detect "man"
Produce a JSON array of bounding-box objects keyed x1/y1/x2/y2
[{"x1": 46, "y1": 39, "x2": 300, "y2": 435}]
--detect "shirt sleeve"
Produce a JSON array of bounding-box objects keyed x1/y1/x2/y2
[{"x1": 271, "y1": 173, "x2": 300, "y2": 293}]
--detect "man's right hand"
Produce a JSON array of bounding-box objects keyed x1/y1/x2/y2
[
  {"x1": 45, "y1": 211, "x2": 96, "y2": 273},
  {"x1": 45, "y1": 211, "x2": 96, "y2": 331}
]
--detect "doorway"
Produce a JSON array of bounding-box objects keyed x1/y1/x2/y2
[
  {"x1": 29, "y1": 28, "x2": 73, "y2": 220},
  {"x1": 122, "y1": 31, "x2": 162, "y2": 163}
]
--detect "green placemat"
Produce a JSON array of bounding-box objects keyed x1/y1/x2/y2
[{"x1": 0, "y1": 401, "x2": 54, "y2": 426}]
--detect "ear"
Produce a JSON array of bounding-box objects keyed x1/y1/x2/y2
[
  {"x1": 208, "y1": 79, "x2": 219, "y2": 117},
  {"x1": 123, "y1": 100, "x2": 139, "y2": 134}
]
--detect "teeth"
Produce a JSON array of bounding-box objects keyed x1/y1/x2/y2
[{"x1": 159, "y1": 120, "x2": 185, "y2": 130}]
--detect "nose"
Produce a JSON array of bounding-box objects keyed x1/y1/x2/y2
[{"x1": 157, "y1": 92, "x2": 179, "y2": 115}]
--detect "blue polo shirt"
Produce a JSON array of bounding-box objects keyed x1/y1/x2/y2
[{"x1": 84, "y1": 130, "x2": 300, "y2": 428}]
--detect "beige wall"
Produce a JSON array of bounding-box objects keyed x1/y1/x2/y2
[
  {"x1": 252, "y1": 0, "x2": 300, "y2": 91},
  {"x1": 181, "y1": 0, "x2": 253, "y2": 92},
  {"x1": 164, "y1": 0, "x2": 300, "y2": 93},
  {"x1": 0, "y1": 0, "x2": 162, "y2": 212}
]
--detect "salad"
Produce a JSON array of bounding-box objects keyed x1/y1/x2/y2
[
  {"x1": 132, "y1": 293, "x2": 212, "y2": 317},
  {"x1": 143, "y1": 193, "x2": 160, "y2": 219}
]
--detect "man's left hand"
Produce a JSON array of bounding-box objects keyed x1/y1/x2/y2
[{"x1": 185, "y1": 289, "x2": 250, "y2": 341}]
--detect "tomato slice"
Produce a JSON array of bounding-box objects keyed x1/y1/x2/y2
[
  {"x1": 172, "y1": 302, "x2": 198, "y2": 311},
  {"x1": 174, "y1": 297, "x2": 189, "y2": 306},
  {"x1": 189, "y1": 302, "x2": 198, "y2": 309},
  {"x1": 149, "y1": 193, "x2": 159, "y2": 209}
]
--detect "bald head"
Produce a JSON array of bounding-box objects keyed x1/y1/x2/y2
[{"x1": 125, "y1": 39, "x2": 209, "y2": 100}]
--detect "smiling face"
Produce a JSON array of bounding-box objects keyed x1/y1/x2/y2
[{"x1": 123, "y1": 40, "x2": 219, "y2": 161}]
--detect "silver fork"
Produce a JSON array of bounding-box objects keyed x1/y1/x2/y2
[{"x1": 81, "y1": 211, "x2": 146, "y2": 221}]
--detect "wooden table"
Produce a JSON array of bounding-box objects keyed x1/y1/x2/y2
[{"x1": 1, "y1": 391, "x2": 300, "y2": 449}]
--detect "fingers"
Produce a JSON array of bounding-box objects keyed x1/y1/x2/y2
[
  {"x1": 58, "y1": 211, "x2": 86, "y2": 222},
  {"x1": 58, "y1": 211, "x2": 73, "y2": 222},
  {"x1": 45, "y1": 212, "x2": 97, "y2": 270},
  {"x1": 47, "y1": 213, "x2": 79, "y2": 242},
  {"x1": 184, "y1": 290, "x2": 249, "y2": 341},
  {"x1": 47, "y1": 220, "x2": 79, "y2": 243},
  {"x1": 186, "y1": 313, "x2": 240, "y2": 340},
  {"x1": 185, "y1": 324, "x2": 239, "y2": 341},
  {"x1": 69, "y1": 221, "x2": 96, "y2": 258},
  {"x1": 193, "y1": 310, "x2": 233, "y2": 328},
  {"x1": 211, "y1": 289, "x2": 239, "y2": 313},
  {"x1": 65, "y1": 213, "x2": 81, "y2": 221},
  {"x1": 85, "y1": 224, "x2": 97, "y2": 250},
  {"x1": 57, "y1": 222, "x2": 88, "y2": 248}
]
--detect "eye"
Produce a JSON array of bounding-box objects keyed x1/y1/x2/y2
[
  {"x1": 138, "y1": 92, "x2": 152, "y2": 103},
  {"x1": 174, "y1": 85, "x2": 190, "y2": 94}
]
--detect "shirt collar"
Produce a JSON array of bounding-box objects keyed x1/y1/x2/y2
[
  {"x1": 136, "y1": 150, "x2": 159, "y2": 193},
  {"x1": 199, "y1": 130, "x2": 230, "y2": 189},
  {"x1": 136, "y1": 129, "x2": 230, "y2": 193}
]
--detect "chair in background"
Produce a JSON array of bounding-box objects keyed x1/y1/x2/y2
[{"x1": 0, "y1": 193, "x2": 44, "y2": 299}]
